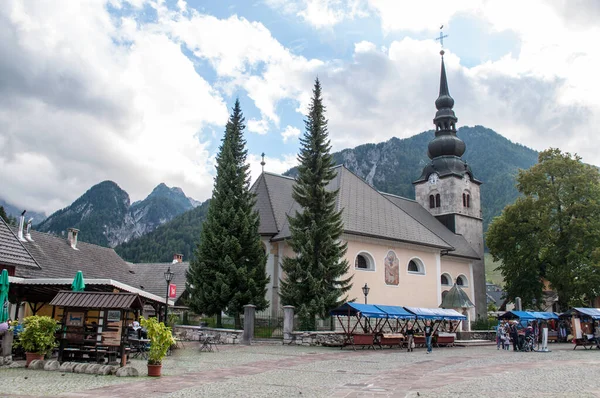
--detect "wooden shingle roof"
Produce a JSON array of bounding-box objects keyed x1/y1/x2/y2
[{"x1": 50, "y1": 290, "x2": 143, "y2": 309}]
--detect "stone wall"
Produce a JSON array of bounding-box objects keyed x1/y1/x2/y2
[
  {"x1": 284, "y1": 331, "x2": 346, "y2": 346},
  {"x1": 456, "y1": 330, "x2": 495, "y2": 341},
  {"x1": 174, "y1": 325, "x2": 243, "y2": 345}
]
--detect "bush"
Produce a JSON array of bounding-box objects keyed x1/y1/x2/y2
[
  {"x1": 16, "y1": 316, "x2": 58, "y2": 356},
  {"x1": 140, "y1": 317, "x2": 175, "y2": 365}
]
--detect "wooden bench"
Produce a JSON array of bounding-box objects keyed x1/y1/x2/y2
[
  {"x1": 378, "y1": 333, "x2": 404, "y2": 348},
  {"x1": 413, "y1": 335, "x2": 426, "y2": 347},
  {"x1": 436, "y1": 334, "x2": 455, "y2": 347},
  {"x1": 573, "y1": 338, "x2": 598, "y2": 350},
  {"x1": 342, "y1": 334, "x2": 376, "y2": 350}
]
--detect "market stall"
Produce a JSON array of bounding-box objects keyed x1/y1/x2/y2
[
  {"x1": 404, "y1": 307, "x2": 466, "y2": 347},
  {"x1": 373, "y1": 305, "x2": 415, "y2": 348},
  {"x1": 560, "y1": 308, "x2": 600, "y2": 350},
  {"x1": 330, "y1": 303, "x2": 388, "y2": 350}
]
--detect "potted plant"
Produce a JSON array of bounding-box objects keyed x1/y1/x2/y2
[
  {"x1": 16, "y1": 316, "x2": 58, "y2": 367},
  {"x1": 140, "y1": 317, "x2": 175, "y2": 377}
]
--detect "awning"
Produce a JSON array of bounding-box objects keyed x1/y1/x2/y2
[
  {"x1": 498, "y1": 311, "x2": 537, "y2": 320},
  {"x1": 329, "y1": 302, "x2": 388, "y2": 318},
  {"x1": 404, "y1": 307, "x2": 466, "y2": 320},
  {"x1": 374, "y1": 305, "x2": 416, "y2": 319},
  {"x1": 573, "y1": 308, "x2": 600, "y2": 320},
  {"x1": 531, "y1": 311, "x2": 559, "y2": 320},
  {"x1": 50, "y1": 291, "x2": 144, "y2": 310}
]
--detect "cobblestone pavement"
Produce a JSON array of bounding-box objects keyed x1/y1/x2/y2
[{"x1": 2, "y1": 343, "x2": 600, "y2": 397}]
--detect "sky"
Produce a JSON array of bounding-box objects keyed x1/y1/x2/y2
[{"x1": 1, "y1": 0, "x2": 600, "y2": 216}]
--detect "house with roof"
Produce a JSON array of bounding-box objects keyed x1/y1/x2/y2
[
  {"x1": 0, "y1": 216, "x2": 188, "y2": 321},
  {"x1": 252, "y1": 51, "x2": 486, "y2": 325}
]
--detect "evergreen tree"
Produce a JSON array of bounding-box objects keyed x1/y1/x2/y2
[
  {"x1": 187, "y1": 100, "x2": 269, "y2": 328},
  {"x1": 279, "y1": 79, "x2": 352, "y2": 329},
  {"x1": 0, "y1": 206, "x2": 8, "y2": 224}
]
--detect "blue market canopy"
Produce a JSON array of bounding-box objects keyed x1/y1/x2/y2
[
  {"x1": 330, "y1": 302, "x2": 388, "y2": 318},
  {"x1": 568, "y1": 308, "x2": 600, "y2": 320},
  {"x1": 374, "y1": 305, "x2": 416, "y2": 319},
  {"x1": 531, "y1": 312, "x2": 559, "y2": 320},
  {"x1": 404, "y1": 307, "x2": 466, "y2": 320}
]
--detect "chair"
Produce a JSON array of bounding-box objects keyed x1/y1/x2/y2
[{"x1": 199, "y1": 333, "x2": 220, "y2": 352}]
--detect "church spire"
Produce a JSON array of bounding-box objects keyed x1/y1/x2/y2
[{"x1": 428, "y1": 50, "x2": 465, "y2": 159}]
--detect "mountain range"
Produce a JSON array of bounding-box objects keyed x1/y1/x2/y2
[
  {"x1": 35, "y1": 181, "x2": 200, "y2": 247},
  {"x1": 114, "y1": 125, "x2": 539, "y2": 263}
]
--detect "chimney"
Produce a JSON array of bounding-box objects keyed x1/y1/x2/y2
[
  {"x1": 17, "y1": 210, "x2": 27, "y2": 242},
  {"x1": 25, "y1": 218, "x2": 34, "y2": 242},
  {"x1": 172, "y1": 253, "x2": 183, "y2": 264},
  {"x1": 67, "y1": 228, "x2": 80, "y2": 250}
]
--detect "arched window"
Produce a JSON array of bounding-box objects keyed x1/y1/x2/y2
[
  {"x1": 467, "y1": 195, "x2": 471, "y2": 208},
  {"x1": 456, "y1": 274, "x2": 468, "y2": 286},
  {"x1": 435, "y1": 194, "x2": 441, "y2": 208},
  {"x1": 441, "y1": 273, "x2": 452, "y2": 286},
  {"x1": 462, "y1": 193, "x2": 466, "y2": 207},
  {"x1": 407, "y1": 258, "x2": 425, "y2": 275},
  {"x1": 429, "y1": 195, "x2": 435, "y2": 209},
  {"x1": 355, "y1": 252, "x2": 375, "y2": 271}
]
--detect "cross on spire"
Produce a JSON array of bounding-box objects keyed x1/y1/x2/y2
[
  {"x1": 436, "y1": 25, "x2": 448, "y2": 51},
  {"x1": 260, "y1": 152, "x2": 266, "y2": 172}
]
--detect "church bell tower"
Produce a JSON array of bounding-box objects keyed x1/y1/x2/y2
[{"x1": 413, "y1": 49, "x2": 486, "y2": 318}]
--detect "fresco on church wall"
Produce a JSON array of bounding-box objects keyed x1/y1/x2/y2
[{"x1": 384, "y1": 250, "x2": 399, "y2": 285}]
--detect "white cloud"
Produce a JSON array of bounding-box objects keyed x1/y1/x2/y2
[
  {"x1": 247, "y1": 118, "x2": 270, "y2": 135},
  {"x1": 265, "y1": 0, "x2": 369, "y2": 29},
  {"x1": 281, "y1": 125, "x2": 301, "y2": 142},
  {"x1": 0, "y1": 0, "x2": 228, "y2": 214}
]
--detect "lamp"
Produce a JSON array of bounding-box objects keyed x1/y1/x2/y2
[
  {"x1": 362, "y1": 283, "x2": 370, "y2": 304},
  {"x1": 164, "y1": 267, "x2": 174, "y2": 323}
]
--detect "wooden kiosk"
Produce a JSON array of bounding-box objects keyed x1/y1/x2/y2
[{"x1": 50, "y1": 291, "x2": 143, "y2": 366}]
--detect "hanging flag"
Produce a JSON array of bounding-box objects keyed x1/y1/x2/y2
[{"x1": 169, "y1": 284, "x2": 177, "y2": 299}]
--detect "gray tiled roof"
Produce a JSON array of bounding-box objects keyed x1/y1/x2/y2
[
  {"x1": 382, "y1": 193, "x2": 480, "y2": 260},
  {"x1": 0, "y1": 217, "x2": 40, "y2": 275},
  {"x1": 251, "y1": 174, "x2": 279, "y2": 235},
  {"x1": 261, "y1": 166, "x2": 454, "y2": 250},
  {"x1": 11, "y1": 227, "x2": 139, "y2": 286},
  {"x1": 128, "y1": 262, "x2": 189, "y2": 301}
]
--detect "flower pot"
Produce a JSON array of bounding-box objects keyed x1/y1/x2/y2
[
  {"x1": 147, "y1": 364, "x2": 162, "y2": 377},
  {"x1": 25, "y1": 352, "x2": 44, "y2": 367}
]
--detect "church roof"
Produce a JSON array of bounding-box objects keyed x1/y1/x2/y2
[
  {"x1": 381, "y1": 193, "x2": 479, "y2": 260},
  {"x1": 255, "y1": 166, "x2": 460, "y2": 251},
  {"x1": 127, "y1": 261, "x2": 189, "y2": 302}
]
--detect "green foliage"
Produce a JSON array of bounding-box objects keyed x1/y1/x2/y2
[
  {"x1": 487, "y1": 149, "x2": 600, "y2": 309},
  {"x1": 140, "y1": 316, "x2": 175, "y2": 365},
  {"x1": 0, "y1": 206, "x2": 8, "y2": 223},
  {"x1": 279, "y1": 79, "x2": 352, "y2": 329},
  {"x1": 471, "y1": 315, "x2": 497, "y2": 331},
  {"x1": 187, "y1": 100, "x2": 269, "y2": 326},
  {"x1": 16, "y1": 316, "x2": 58, "y2": 356},
  {"x1": 116, "y1": 200, "x2": 210, "y2": 262}
]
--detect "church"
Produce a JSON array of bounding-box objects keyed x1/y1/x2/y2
[{"x1": 252, "y1": 50, "x2": 486, "y2": 325}]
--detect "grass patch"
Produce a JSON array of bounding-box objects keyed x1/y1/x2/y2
[{"x1": 485, "y1": 253, "x2": 504, "y2": 287}]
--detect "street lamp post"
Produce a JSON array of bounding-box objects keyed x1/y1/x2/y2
[
  {"x1": 362, "y1": 283, "x2": 370, "y2": 305},
  {"x1": 164, "y1": 267, "x2": 174, "y2": 324}
]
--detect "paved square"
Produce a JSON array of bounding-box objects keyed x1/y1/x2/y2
[{"x1": 2, "y1": 343, "x2": 600, "y2": 397}]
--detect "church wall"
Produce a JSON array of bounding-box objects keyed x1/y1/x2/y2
[
  {"x1": 440, "y1": 258, "x2": 474, "y2": 302},
  {"x1": 344, "y1": 236, "x2": 440, "y2": 308},
  {"x1": 415, "y1": 177, "x2": 481, "y2": 220}
]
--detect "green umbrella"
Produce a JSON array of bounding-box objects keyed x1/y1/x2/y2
[
  {"x1": 71, "y1": 271, "x2": 85, "y2": 292},
  {"x1": 0, "y1": 269, "x2": 9, "y2": 323}
]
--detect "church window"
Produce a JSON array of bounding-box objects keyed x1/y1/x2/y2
[
  {"x1": 462, "y1": 193, "x2": 466, "y2": 207},
  {"x1": 407, "y1": 258, "x2": 425, "y2": 275},
  {"x1": 441, "y1": 273, "x2": 452, "y2": 286},
  {"x1": 435, "y1": 194, "x2": 441, "y2": 208},
  {"x1": 355, "y1": 252, "x2": 375, "y2": 271},
  {"x1": 467, "y1": 195, "x2": 471, "y2": 208},
  {"x1": 429, "y1": 195, "x2": 435, "y2": 209},
  {"x1": 456, "y1": 274, "x2": 468, "y2": 286}
]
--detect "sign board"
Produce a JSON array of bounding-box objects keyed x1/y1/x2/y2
[
  {"x1": 103, "y1": 321, "x2": 122, "y2": 346},
  {"x1": 169, "y1": 284, "x2": 177, "y2": 299},
  {"x1": 66, "y1": 312, "x2": 84, "y2": 327},
  {"x1": 107, "y1": 310, "x2": 121, "y2": 322}
]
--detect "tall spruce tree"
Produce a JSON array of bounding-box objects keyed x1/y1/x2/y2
[
  {"x1": 279, "y1": 79, "x2": 352, "y2": 329},
  {"x1": 187, "y1": 100, "x2": 269, "y2": 328}
]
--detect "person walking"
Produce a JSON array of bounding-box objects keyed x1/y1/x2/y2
[
  {"x1": 405, "y1": 322, "x2": 417, "y2": 352},
  {"x1": 424, "y1": 320, "x2": 433, "y2": 354},
  {"x1": 510, "y1": 321, "x2": 519, "y2": 351}
]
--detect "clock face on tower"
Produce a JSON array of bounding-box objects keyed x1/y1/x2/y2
[{"x1": 428, "y1": 173, "x2": 439, "y2": 185}]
